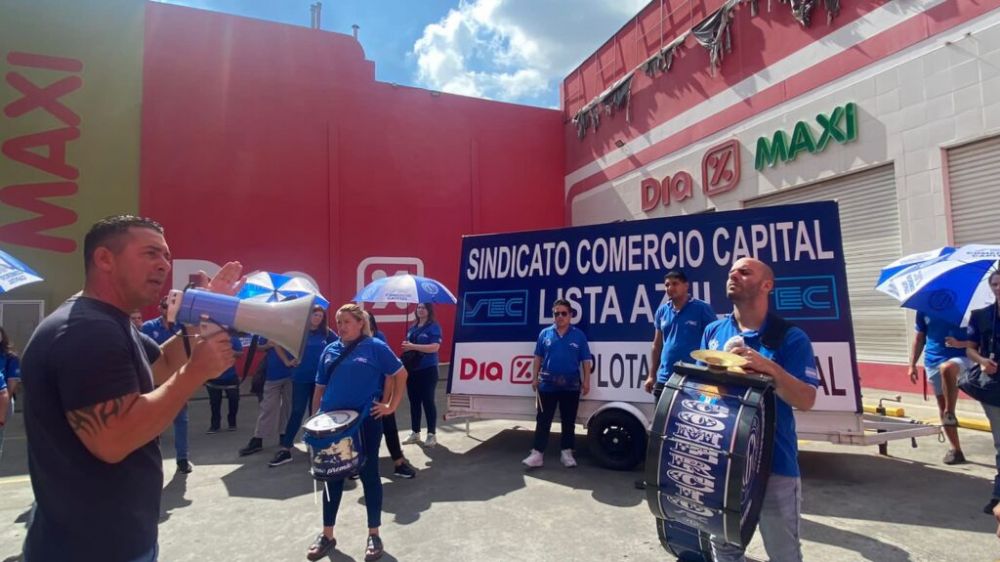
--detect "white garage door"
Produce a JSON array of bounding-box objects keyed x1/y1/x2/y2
[
  {"x1": 947, "y1": 134, "x2": 1000, "y2": 246},
  {"x1": 745, "y1": 165, "x2": 907, "y2": 363}
]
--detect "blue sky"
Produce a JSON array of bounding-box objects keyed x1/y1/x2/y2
[{"x1": 155, "y1": 0, "x2": 646, "y2": 108}]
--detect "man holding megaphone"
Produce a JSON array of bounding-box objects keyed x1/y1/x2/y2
[{"x1": 19, "y1": 215, "x2": 243, "y2": 562}]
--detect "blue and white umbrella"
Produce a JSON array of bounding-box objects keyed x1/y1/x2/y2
[
  {"x1": 876, "y1": 246, "x2": 955, "y2": 286},
  {"x1": 0, "y1": 248, "x2": 43, "y2": 294},
  {"x1": 875, "y1": 244, "x2": 1000, "y2": 327},
  {"x1": 353, "y1": 273, "x2": 457, "y2": 304},
  {"x1": 237, "y1": 271, "x2": 329, "y2": 308}
]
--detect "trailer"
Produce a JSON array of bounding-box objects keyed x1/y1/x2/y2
[{"x1": 445, "y1": 202, "x2": 940, "y2": 470}]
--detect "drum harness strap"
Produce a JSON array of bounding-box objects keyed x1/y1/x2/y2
[
  {"x1": 735, "y1": 313, "x2": 792, "y2": 407},
  {"x1": 760, "y1": 313, "x2": 793, "y2": 353},
  {"x1": 312, "y1": 336, "x2": 368, "y2": 506}
]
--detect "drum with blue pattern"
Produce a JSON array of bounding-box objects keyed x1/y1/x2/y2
[
  {"x1": 645, "y1": 362, "x2": 775, "y2": 559},
  {"x1": 303, "y1": 410, "x2": 365, "y2": 482}
]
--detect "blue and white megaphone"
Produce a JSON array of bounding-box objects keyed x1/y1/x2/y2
[{"x1": 165, "y1": 289, "x2": 315, "y2": 359}]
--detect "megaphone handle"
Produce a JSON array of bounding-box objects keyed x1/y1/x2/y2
[{"x1": 199, "y1": 314, "x2": 227, "y2": 338}]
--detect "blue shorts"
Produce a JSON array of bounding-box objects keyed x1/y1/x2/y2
[{"x1": 926, "y1": 357, "x2": 969, "y2": 395}]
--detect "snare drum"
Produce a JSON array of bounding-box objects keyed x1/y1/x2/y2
[
  {"x1": 303, "y1": 410, "x2": 365, "y2": 481},
  {"x1": 645, "y1": 362, "x2": 776, "y2": 559}
]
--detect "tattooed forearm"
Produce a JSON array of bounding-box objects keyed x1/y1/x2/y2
[{"x1": 67, "y1": 394, "x2": 140, "y2": 437}]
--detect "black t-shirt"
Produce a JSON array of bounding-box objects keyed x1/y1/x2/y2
[
  {"x1": 21, "y1": 296, "x2": 163, "y2": 562},
  {"x1": 969, "y1": 304, "x2": 1000, "y2": 359}
]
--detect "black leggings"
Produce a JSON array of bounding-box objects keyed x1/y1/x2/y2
[
  {"x1": 407, "y1": 366, "x2": 438, "y2": 433},
  {"x1": 381, "y1": 412, "x2": 404, "y2": 461},
  {"x1": 322, "y1": 417, "x2": 383, "y2": 528},
  {"x1": 207, "y1": 385, "x2": 240, "y2": 428}
]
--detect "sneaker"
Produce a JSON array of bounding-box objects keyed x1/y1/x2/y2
[
  {"x1": 942, "y1": 412, "x2": 959, "y2": 427},
  {"x1": 176, "y1": 459, "x2": 194, "y2": 474},
  {"x1": 268, "y1": 449, "x2": 293, "y2": 467},
  {"x1": 238, "y1": 437, "x2": 263, "y2": 456},
  {"x1": 560, "y1": 449, "x2": 577, "y2": 468},
  {"x1": 943, "y1": 449, "x2": 967, "y2": 465},
  {"x1": 984, "y1": 498, "x2": 1000, "y2": 514},
  {"x1": 522, "y1": 449, "x2": 544, "y2": 468},
  {"x1": 424, "y1": 433, "x2": 437, "y2": 447},
  {"x1": 393, "y1": 461, "x2": 417, "y2": 479},
  {"x1": 226, "y1": 425, "x2": 237, "y2": 432},
  {"x1": 349, "y1": 473, "x2": 361, "y2": 481},
  {"x1": 402, "y1": 432, "x2": 421, "y2": 445},
  {"x1": 206, "y1": 426, "x2": 220, "y2": 434}
]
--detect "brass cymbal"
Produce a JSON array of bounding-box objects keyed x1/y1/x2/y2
[{"x1": 690, "y1": 349, "x2": 749, "y2": 370}]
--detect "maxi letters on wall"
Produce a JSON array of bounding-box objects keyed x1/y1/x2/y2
[{"x1": 450, "y1": 201, "x2": 862, "y2": 413}]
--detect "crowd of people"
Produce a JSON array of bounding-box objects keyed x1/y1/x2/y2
[
  {"x1": 4, "y1": 213, "x2": 1000, "y2": 561},
  {"x1": 1, "y1": 216, "x2": 447, "y2": 561}
]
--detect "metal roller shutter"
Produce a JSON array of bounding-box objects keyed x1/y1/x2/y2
[
  {"x1": 947, "y1": 135, "x2": 1000, "y2": 246},
  {"x1": 745, "y1": 165, "x2": 907, "y2": 363}
]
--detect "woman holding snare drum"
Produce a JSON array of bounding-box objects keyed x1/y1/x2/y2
[{"x1": 306, "y1": 304, "x2": 407, "y2": 562}]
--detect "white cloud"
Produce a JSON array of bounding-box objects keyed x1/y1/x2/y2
[{"x1": 412, "y1": 0, "x2": 647, "y2": 105}]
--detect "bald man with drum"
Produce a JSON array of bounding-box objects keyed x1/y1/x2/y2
[{"x1": 700, "y1": 257, "x2": 819, "y2": 562}]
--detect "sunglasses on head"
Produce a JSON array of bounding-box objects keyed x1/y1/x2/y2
[{"x1": 553, "y1": 310, "x2": 570, "y2": 317}]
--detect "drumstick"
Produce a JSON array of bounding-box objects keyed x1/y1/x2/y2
[{"x1": 535, "y1": 388, "x2": 542, "y2": 414}]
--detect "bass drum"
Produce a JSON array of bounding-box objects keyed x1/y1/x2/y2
[{"x1": 645, "y1": 362, "x2": 776, "y2": 559}]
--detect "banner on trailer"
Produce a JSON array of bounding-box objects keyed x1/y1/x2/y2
[{"x1": 449, "y1": 201, "x2": 861, "y2": 413}]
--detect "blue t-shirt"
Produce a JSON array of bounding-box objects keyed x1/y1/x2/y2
[
  {"x1": 294, "y1": 330, "x2": 337, "y2": 384},
  {"x1": 206, "y1": 336, "x2": 245, "y2": 385},
  {"x1": 140, "y1": 317, "x2": 180, "y2": 345},
  {"x1": 534, "y1": 325, "x2": 593, "y2": 392},
  {"x1": 264, "y1": 346, "x2": 294, "y2": 381},
  {"x1": 2, "y1": 352, "x2": 21, "y2": 382},
  {"x1": 0, "y1": 371, "x2": 6, "y2": 392},
  {"x1": 700, "y1": 314, "x2": 820, "y2": 478},
  {"x1": 315, "y1": 337, "x2": 402, "y2": 412},
  {"x1": 407, "y1": 322, "x2": 442, "y2": 371},
  {"x1": 915, "y1": 314, "x2": 967, "y2": 368},
  {"x1": 654, "y1": 297, "x2": 717, "y2": 383}
]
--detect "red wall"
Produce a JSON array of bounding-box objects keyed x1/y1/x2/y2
[
  {"x1": 562, "y1": 0, "x2": 887, "y2": 175},
  {"x1": 140, "y1": 3, "x2": 565, "y2": 358}
]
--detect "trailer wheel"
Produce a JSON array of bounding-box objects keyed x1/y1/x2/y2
[{"x1": 587, "y1": 409, "x2": 646, "y2": 471}]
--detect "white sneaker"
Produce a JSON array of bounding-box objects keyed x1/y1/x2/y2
[
  {"x1": 424, "y1": 433, "x2": 437, "y2": 447},
  {"x1": 522, "y1": 449, "x2": 544, "y2": 468},
  {"x1": 402, "y1": 432, "x2": 422, "y2": 445},
  {"x1": 560, "y1": 449, "x2": 577, "y2": 468}
]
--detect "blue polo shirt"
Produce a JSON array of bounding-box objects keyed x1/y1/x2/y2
[
  {"x1": 407, "y1": 322, "x2": 442, "y2": 371},
  {"x1": 534, "y1": 325, "x2": 592, "y2": 392},
  {"x1": 263, "y1": 347, "x2": 293, "y2": 381},
  {"x1": 700, "y1": 314, "x2": 820, "y2": 477},
  {"x1": 316, "y1": 337, "x2": 402, "y2": 412},
  {"x1": 2, "y1": 353, "x2": 20, "y2": 384},
  {"x1": 294, "y1": 330, "x2": 338, "y2": 384},
  {"x1": 654, "y1": 297, "x2": 717, "y2": 383},
  {"x1": 140, "y1": 317, "x2": 180, "y2": 345},
  {"x1": 915, "y1": 314, "x2": 967, "y2": 368}
]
